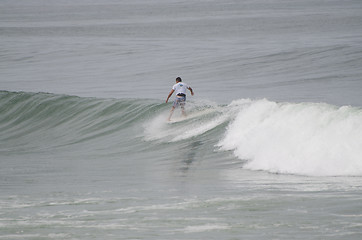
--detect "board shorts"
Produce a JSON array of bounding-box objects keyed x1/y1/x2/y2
[{"x1": 173, "y1": 95, "x2": 186, "y2": 108}]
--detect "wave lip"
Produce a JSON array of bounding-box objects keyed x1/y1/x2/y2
[{"x1": 218, "y1": 99, "x2": 362, "y2": 176}]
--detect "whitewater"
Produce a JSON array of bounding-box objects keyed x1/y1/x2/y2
[{"x1": 1, "y1": 0, "x2": 362, "y2": 239}]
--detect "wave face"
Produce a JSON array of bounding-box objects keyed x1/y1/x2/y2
[
  {"x1": 1, "y1": 91, "x2": 362, "y2": 176},
  {"x1": 0, "y1": 91, "x2": 162, "y2": 155}
]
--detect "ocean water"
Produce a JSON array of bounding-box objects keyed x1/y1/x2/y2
[{"x1": 1, "y1": 0, "x2": 362, "y2": 239}]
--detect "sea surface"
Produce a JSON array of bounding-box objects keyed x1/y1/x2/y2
[{"x1": 1, "y1": 0, "x2": 362, "y2": 239}]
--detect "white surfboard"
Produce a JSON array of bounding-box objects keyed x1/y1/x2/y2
[{"x1": 167, "y1": 108, "x2": 216, "y2": 123}]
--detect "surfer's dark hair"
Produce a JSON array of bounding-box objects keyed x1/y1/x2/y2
[{"x1": 176, "y1": 77, "x2": 182, "y2": 82}]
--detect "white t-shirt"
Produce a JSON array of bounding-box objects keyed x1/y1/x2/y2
[{"x1": 172, "y1": 82, "x2": 189, "y2": 95}]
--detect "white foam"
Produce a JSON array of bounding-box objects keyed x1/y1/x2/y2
[{"x1": 218, "y1": 99, "x2": 362, "y2": 176}]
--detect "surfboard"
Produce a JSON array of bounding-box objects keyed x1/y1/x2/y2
[
  {"x1": 168, "y1": 117, "x2": 187, "y2": 124},
  {"x1": 167, "y1": 108, "x2": 216, "y2": 123}
]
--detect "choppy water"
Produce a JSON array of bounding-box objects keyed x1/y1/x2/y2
[{"x1": 1, "y1": 0, "x2": 362, "y2": 239}]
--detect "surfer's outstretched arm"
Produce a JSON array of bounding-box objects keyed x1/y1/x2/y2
[
  {"x1": 166, "y1": 89, "x2": 175, "y2": 121},
  {"x1": 166, "y1": 89, "x2": 175, "y2": 103},
  {"x1": 188, "y1": 87, "x2": 194, "y2": 96}
]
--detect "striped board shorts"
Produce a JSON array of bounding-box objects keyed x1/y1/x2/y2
[{"x1": 173, "y1": 95, "x2": 186, "y2": 108}]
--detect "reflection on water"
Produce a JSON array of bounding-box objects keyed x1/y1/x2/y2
[{"x1": 180, "y1": 140, "x2": 203, "y2": 173}]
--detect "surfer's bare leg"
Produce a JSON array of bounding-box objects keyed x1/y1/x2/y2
[
  {"x1": 180, "y1": 100, "x2": 187, "y2": 117},
  {"x1": 181, "y1": 106, "x2": 187, "y2": 117},
  {"x1": 168, "y1": 107, "x2": 175, "y2": 121}
]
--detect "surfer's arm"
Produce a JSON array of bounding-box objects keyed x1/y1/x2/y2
[
  {"x1": 166, "y1": 89, "x2": 175, "y2": 103},
  {"x1": 188, "y1": 87, "x2": 194, "y2": 96}
]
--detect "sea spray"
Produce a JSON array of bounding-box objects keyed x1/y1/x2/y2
[{"x1": 218, "y1": 99, "x2": 362, "y2": 176}]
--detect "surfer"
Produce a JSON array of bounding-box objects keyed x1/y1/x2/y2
[{"x1": 166, "y1": 77, "x2": 194, "y2": 121}]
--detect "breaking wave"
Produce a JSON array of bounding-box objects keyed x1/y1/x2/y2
[
  {"x1": 217, "y1": 99, "x2": 362, "y2": 176},
  {"x1": 1, "y1": 91, "x2": 361, "y2": 176}
]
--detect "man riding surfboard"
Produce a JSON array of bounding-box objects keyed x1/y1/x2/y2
[{"x1": 166, "y1": 77, "x2": 194, "y2": 121}]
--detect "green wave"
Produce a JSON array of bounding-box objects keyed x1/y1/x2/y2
[{"x1": 0, "y1": 91, "x2": 166, "y2": 151}]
